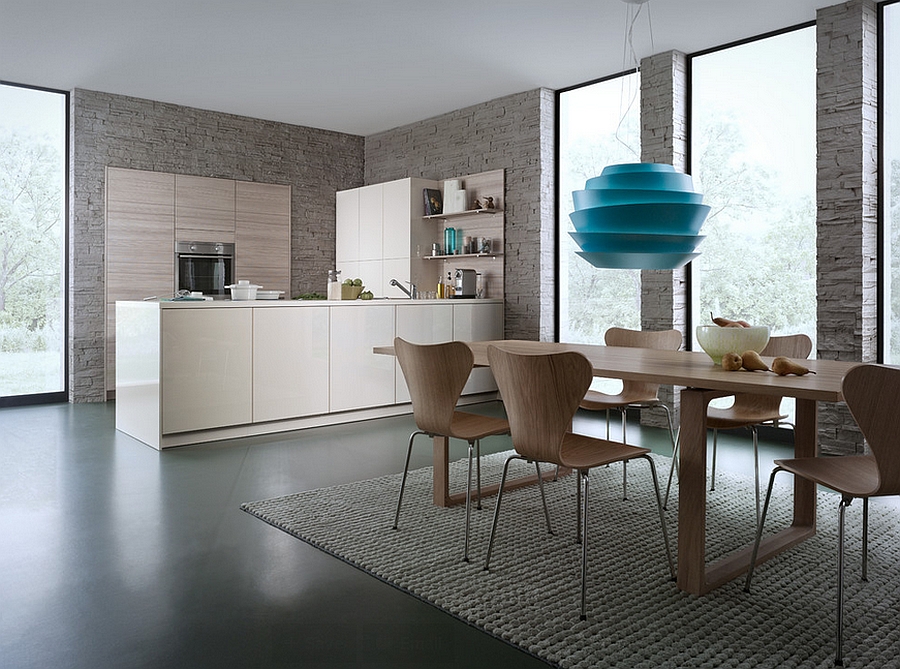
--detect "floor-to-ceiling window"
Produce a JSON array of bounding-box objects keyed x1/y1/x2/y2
[
  {"x1": 0, "y1": 82, "x2": 67, "y2": 405},
  {"x1": 882, "y1": 1, "x2": 900, "y2": 364},
  {"x1": 689, "y1": 27, "x2": 817, "y2": 351},
  {"x1": 557, "y1": 72, "x2": 641, "y2": 344}
]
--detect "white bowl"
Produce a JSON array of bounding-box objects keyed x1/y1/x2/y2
[
  {"x1": 696, "y1": 325, "x2": 770, "y2": 365},
  {"x1": 227, "y1": 282, "x2": 261, "y2": 300}
]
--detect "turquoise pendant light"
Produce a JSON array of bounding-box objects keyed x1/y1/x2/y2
[{"x1": 569, "y1": 163, "x2": 709, "y2": 269}]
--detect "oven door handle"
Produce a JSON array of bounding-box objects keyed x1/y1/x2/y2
[{"x1": 178, "y1": 254, "x2": 232, "y2": 260}]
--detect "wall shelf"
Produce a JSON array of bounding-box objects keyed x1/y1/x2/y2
[
  {"x1": 423, "y1": 208, "x2": 500, "y2": 220},
  {"x1": 424, "y1": 252, "x2": 502, "y2": 260}
]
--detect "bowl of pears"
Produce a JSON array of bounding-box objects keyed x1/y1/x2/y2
[{"x1": 696, "y1": 313, "x2": 770, "y2": 365}]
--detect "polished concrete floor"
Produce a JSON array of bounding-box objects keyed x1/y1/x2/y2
[{"x1": 0, "y1": 400, "x2": 793, "y2": 669}]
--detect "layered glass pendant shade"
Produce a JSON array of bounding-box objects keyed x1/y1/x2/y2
[{"x1": 569, "y1": 163, "x2": 709, "y2": 269}]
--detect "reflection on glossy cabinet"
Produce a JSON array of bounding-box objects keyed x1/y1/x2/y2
[
  {"x1": 453, "y1": 301, "x2": 504, "y2": 394},
  {"x1": 161, "y1": 308, "x2": 253, "y2": 434},
  {"x1": 329, "y1": 305, "x2": 396, "y2": 411},
  {"x1": 105, "y1": 167, "x2": 176, "y2": 393},
  {"x1": 394, "y1": 303, "x2": 454, "y2": 402},
  {"x1": 253, "y1": 306, "x2": 329, "y2": 422}
]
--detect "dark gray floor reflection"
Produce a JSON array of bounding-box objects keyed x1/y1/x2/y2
[{"x1": 0, "y1": 400, "x2": 791, "y2": 669}]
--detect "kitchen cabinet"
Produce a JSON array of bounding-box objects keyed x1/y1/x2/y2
[
  {"x1": 115, "y1": 299, "x2": 502, "y2": 449},
  {"x1": 105, "y1": 167, "x2": 176, "y2": 394},
  {"x1": 336, "y1": 177, "x2": 440, "y2": 298},
  {"x1": 253, "y1": 306, "x2": 329, "y2": 422},
  {"x1": 235, "y1": 181, "x2": 291, "y2": 294},
  {"x1": 105, "y1": 168, "x2": 292, "y2": 395},
  {"x1": 161, "y1": 307, "x2": 253, "y2": 434},
  {"x1": 175, "y1": 174, "x2": 236, "y2": 242},
  {"x1": 394, "y1": 302, "x2": 454, "y2": 402},
  {"x1": 453, "y1": 301, "x2": 503, "y2": 394},
  {"x1": 329, "y1": 304, "x2": 396, "y2": 411}
]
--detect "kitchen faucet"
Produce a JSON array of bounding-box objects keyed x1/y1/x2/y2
[{"x1": 389, "y1": 278, "x2": 417, "y2": 299}]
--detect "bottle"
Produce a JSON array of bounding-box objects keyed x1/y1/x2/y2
[
  {"x1": 445, "y1": 272, "x2": 455, "y2": 298},
  {"x1": 444, "y1": 227, "x2": 456, "y2": 256},
  {"x1": 327, "y1": 269, "x2": 341, "y2": 300}
]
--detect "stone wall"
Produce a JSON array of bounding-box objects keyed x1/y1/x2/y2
[
  {"x1": 638, "y1": 51, "x2": 690, "y2": 430},
  {"x1": 364, "y1": 88, "x2": 557, "y2": 340},
  {"x1": 815, "y1": 0, "x2": 878, "y2": 454},
  {"x1": 69, "y1": 89, "x2": 364, "y2": 402}
]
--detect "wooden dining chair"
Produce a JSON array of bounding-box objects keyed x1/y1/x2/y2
[
  {"x1": 745, "y1": 363, "x2": 900, "y2": 666},
  {"x1": 664, "y1": 334, "x2": 813, "y2": 518},
  {"x1": 579, "y1": 327, "x2": 682, "y2": 501},
  {"x1": 483, "y1": 344, "x2": 674, "y2": 620},
  {"x1": 392, "y1": 337, "x2": 510, "y2": 562}
]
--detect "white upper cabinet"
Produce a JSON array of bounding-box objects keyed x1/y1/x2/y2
[{"x1": 335, "y1": 188, "x2": 359, "y2": 263}]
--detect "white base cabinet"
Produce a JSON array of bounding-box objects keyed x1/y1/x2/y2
[
  {"x1": 253, "y1": 306, "x2": 330, "y2": 422},
  {"x1": 116, "y1": 299, "x2": 503, "y2": 449}
]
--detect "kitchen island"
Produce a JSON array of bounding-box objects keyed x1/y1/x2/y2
[{"x1": 115, "y1": 298, "x2": 503, "y2": 449}]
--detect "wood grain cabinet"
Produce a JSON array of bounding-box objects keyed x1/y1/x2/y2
[
  {"x1": 105, "y1": 167, "x2": 176, "y2": 393},
  {"x1": 235, "y1": 181, "x2": 291, "y2": 294},
  {"x1": 174, "y1": 174, "x2": 236, "y2": 242}
]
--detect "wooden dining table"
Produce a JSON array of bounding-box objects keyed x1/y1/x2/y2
[{"x1": 375, "y1": 338, "x2": 860, "y2": 595}]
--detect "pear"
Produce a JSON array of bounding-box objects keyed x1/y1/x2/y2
[
  {"x1": 771, "y1": 356, "x2": 816, "y2": 376},
  {"x1": 711, "y1": 311, "x2": 750, "y2": 328},
  {"x1": 740, "y1": 350, "x2": 769, "y2": 371},
  {"x1": 721, "y1": 352, "x2": 743, "y2": 370}
]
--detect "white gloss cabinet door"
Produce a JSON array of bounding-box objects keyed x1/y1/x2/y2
[
  {"x1": 394, "y1": 303, "x2": 454, "y2": 402},
  {"x1": 330, "y1": 304, "x2": 396, "y2": 411},
  {"x1": 161, "y1": 308, "x2": 253, "y2": 434},
  {"x1": 382, "y1": 178, "x2": 411, "y2": 260},
  {"x1": 357, "y1": 184, "x2": 383, "y2": 262},
  {"x1": 253, "y1": 306, "x2": 329, "y2": 422},
  {"x1": 453, "y1": 302, "x2": 504, "y2": 394},
  {"x1": 335, "y1": 189, "x2": 359, "y2": 263}
]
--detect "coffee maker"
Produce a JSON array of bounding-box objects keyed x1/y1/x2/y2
[{"x1": 454, "y1": 269, "x2": 477, "y2": 298}]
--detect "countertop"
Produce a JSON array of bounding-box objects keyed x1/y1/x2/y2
[{"x1": 122, "y1": 298, "x2": 503, "y2": 308}]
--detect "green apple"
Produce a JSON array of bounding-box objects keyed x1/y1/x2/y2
[{"x1": 352, "y1": 278, "x2": 363, "y2": 286}]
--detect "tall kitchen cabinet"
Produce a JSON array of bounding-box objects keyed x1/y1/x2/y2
[
  {"x1": 105, "y1": 167, "x2": 176, "y2": 395},
  {"x1": 336, "y1": 177, "x2": 440, "y2": 297},
  {"x1": 105, "y1": 167, "x2": 292, "y2": 396},
  {"x1": 174, "y1": 175, "x2": 235, "y2": 242},
  {"x1": 235, "y1": 181, "x2": 291, "y2": 294}
]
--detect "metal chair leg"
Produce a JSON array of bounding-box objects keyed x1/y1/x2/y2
[
  {"x1": 836, "y1": 497, "x2": 851, "y2": 666},
  {"x1": 483, "y1": 455, "x2": 523, "y2": 571},
  {"x1": 638, "y1": 454, "x2": 675, "y2": 579},
  {"x1": 476, "y1": 439, "x2": 483, "y2": 510},
  {"x1": 463, "y1": 441, "x2": 475, "y2": 562},
  {"x1": 535, "y1": 462, "x2": 553, "y2": 535},
  {"x1": 621, "y1": 408, "x2": 628, "y2": 500},
  {"x1": 751, "y1": 426, "x2": 761, "y2": 525},
  {"x1": 710, "y1": 428, "x2": 719, "y2": 491},
  {"x1": 393, "y1": 430, "x2": 426, "y2": 529},
  {"x1": 580, "y1": 469, "x2": 590, "y2": 621},
  {"x1": 744, "y1": 466, "x2": 783, "y2": 592},
  {"x1": 862, "y1": 497, "x2": 869, "y2": 582},
  {"x1": 576, "y1": 466, "x2": 583, "y2": 543}
]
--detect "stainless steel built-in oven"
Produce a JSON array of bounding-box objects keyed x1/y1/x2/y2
[{"x1": 175, "y1": 241, "x2": 235, "y2": 298}]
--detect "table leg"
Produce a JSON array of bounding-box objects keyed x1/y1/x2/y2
[
  {"x1": 432, "y1": 434, "x2": 569, "y2": 508},
  {"x1": 676, "y1": 389, "x2": 818, "y2": 595}
]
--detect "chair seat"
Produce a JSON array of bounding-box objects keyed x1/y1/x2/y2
[
  {"x1": 558, "y1": 431, "x2": 651, "y2": 470},
  {"x1": 776, "y1": 454, "x2": 880, "y2": 498},
  {"x1": 580, "y1": 388, "x2": 660, "y2": 411},
  {"x1": 706, "y1": 405, "x2": 787, "y2": 430},
  {"x1": 446, "y1": 411, "x2": 510, "y2": 442}
]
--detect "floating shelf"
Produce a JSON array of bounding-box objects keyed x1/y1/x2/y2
[
  {"x1": 423, "y1": 208, "x2": 500, "y2": 220},
  {"x1": 423, "y1": 252, "x2": 501, "y2": 260}
]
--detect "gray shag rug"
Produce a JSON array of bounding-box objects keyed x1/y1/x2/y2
[{"x1": 241, "y1": 452, "x2": 900, "y2": 668}]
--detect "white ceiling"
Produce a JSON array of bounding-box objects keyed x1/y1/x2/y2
[{"x1": 1, "y1": 0, "x2": 831, "y2": 136}]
